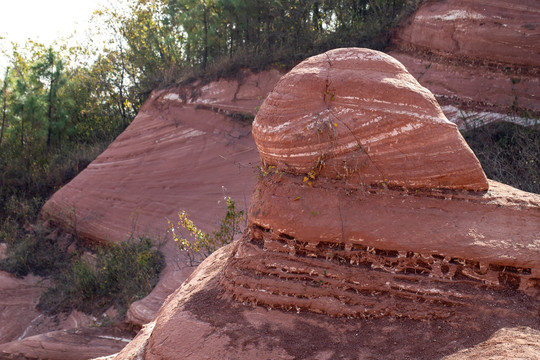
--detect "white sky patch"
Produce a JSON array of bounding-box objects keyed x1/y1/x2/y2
[{"x1": 0, "y1": 0, "x2": 116, "y2": 71}]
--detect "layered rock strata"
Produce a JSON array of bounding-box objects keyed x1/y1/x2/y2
[
  {"x1": 389, "y1": 0, "x2": 540, "y2": 122},
  {"x1": 221, "y1": 48, "x2": 540, "y2": 320},
  {"x1": 41, "y1": 70, "x2": 281, "y2": 327},
  {"x1": 252, "y1": 48, "x2": 488, "y2": 191}
]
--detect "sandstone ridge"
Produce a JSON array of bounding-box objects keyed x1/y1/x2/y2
[{"x1": 389, "y1": 0, "x2": 540, "y2": 125}]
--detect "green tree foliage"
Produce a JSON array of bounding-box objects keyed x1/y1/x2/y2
[{"x1": 163, "y1": 0, "x2": 421, "y2": 73}]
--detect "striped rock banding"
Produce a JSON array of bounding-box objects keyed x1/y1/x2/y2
[
  {"x1": 222, "y1": 48, "x2": 540, "y2": 320},
  {"x1": 252, "y1": 48, "x2": 489, "y2": 191}
]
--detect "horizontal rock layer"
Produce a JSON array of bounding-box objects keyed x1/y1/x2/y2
[
  {"x1": 253, "y1": 48, "x2": 488, "y2": 191},
  {"x1": 0, "y1": 327, "x2": 131, "y2": 360},
  {"x1": 393, "y1": 0, "x2": 540, "y2": 68},
  {"x1": 390, "y1": 0, "x2": 540, "y2": 115},
  {"x1": 111, "y1": 244, "x2": 539, "y2": 360},
  {"x1": 221, "y1": 175, "x2": 540, "y2": 319}
]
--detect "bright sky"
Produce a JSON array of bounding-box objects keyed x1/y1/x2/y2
[{"x1": 0, "y1": 0, "x2": 112, "y2": 71}]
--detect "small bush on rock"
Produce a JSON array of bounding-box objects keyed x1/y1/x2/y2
[
  {"x1": 0, "y1": 225, "x2": 70, "y2": 277},
  {"x1": 168, "y1": 196, "x2": 244, "y2": 267}
]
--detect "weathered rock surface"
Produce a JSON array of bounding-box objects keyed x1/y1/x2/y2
[
  {"x1": 442, "y1": 326, "x2": 540, "y2": 360},
  {"x1": 112, "y1": 48, "x2": 539, "y2": 359},
  {"x1": 0, "y1": 272, "x2": 43, "y2": 345},
  {"x1": 0, "y1": 70, "x2": 281, "y2": 360},
  {"x1": 224, "y1": 48, "x2": 539, "y2": 320},
  {"x1": 253, "y1": 48, "x2": 488, "y2": 191},
  {"x1": 389, "y1": 0, "x2": 540, "y2": 121},
  {"x1": 111, "y1": 243, "x2": 540, "y2": 360},
  {"x1": 394, "y1": 0, "x2": 540, "y2": 67},
  {"x1": 41, "y1": 70, "x2": 282, "y2": 327},
  {"x1": 0, "y1": 327, "x2": 132, "y2": 360}
]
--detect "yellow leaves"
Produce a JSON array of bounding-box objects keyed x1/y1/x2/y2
[
  {"x1": 333, "y1": 122, "x2": 338, "y2": 127},
  {"x1": 293, "y1": 196, "x2": 301, "y2": 201},
  {"x1": 303, "y1": 170, "x2": 316, "y2": 187},
  {"x1": 168, "y1": 211, "x2": 209, "y2": 254}
]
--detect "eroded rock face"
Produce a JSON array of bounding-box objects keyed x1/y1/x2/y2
[
  {"x1": 253, "y1": 48, "x2": 488, "y2": 191},
  {"x1": 0, "y1": 272, "x2": 42, "y2": 345},
  {"x1": 442, "y1": 327, "x2": 540, "y2": 360},
  {"x1": 41, "y1": 69, "x2": 282, "y2": 327},
  {"x1": 394, "y1": 0, "x2": 540, "y2": 67},
  {"x1": 110, "y1": 49, "x2": 539, "y2": 360},
  {"x1": 112, "y1": 244, "x2": 540, "y2": 360},
  {"x1": 389, "y1": 0, "x2": 540, "y2": 122},
  {"x1": 221, "y1": 48, "x2": 540, "y2": 320}
]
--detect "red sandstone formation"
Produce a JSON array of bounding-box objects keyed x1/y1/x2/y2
[
  {"x1": 389, "y1": 0, "x2": 540, "y2": 123},
  {"x1": 0, "y1": 327, "x2": 131, "y2": 360},
  {"x1": 0, "y1": 70, "x2": 281, "y2": 360},
  {"x1": 0, "y1": 272, "x2": 42, "y2": 345},
  {"x1": 223, "y1": 48, "x2": 539, "y2": 319},
  {"x1": 395, "y1": 0, "x2": 540, "y2": 67},
  {"x1": 252, "y1": 48, "x2": 488, "y2": 190},
  {"x1": 442, "y1": 327, "x2": 540, "y2": 360},
  {"x1": 40, "y1": 70, "x2": 281, "y2": 327},
  {"x1": 111, "y1": 48, "x2": 539, "y2": 359}
]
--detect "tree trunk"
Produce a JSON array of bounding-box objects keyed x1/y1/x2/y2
[
  {"x1": 20, "y1": 104, "x2": 24, "y2": 147},
  {"x1": 0, "y1": 68, "x2": 8, "y2": 146},
  {"x1": 46, "y1": 78, "x2": 54, "y2": 148},
  {"x1": 202, "y1": 3, "x2": 208, "y2": 70}
]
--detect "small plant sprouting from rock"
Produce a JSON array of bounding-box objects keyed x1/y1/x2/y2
[{"x1": 169, "y1": 196, "x2": 245, "y2": 267}]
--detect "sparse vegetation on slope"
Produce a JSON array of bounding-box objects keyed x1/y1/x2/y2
[
  {"x1": 0, "y1": 221, "x2": 164, "y2": 316},
  {"x1": 169, "y1": 196, "x2": 244, "y2": 267},
  {"x1": 38, "y1": 236, "x2": 164, "y2": 316}
]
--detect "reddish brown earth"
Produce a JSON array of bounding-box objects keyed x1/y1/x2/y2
[
  {"x1": 112, "y1": 244, "x2": 540, "y2": 360},
  {"x1": 443, "y1": 326, "x2": 540, "y2": 359},
  {"x1": 41, "y1": 69, "x2": 283, "y2": 329},
  {"x1": 0, "y1": 327, "x2": 132, "y2": 360},
  {"x1": 0, "y1": 270, "x2": 131, "y2": 360},
  {"x1": 110, "y1": 48, "x2": 539, "y2": 360},
  {"x1": 4, "y1": 1, "x2": 540, "y2": 356},
  {"x1": 389, "y1": 0, "x2": 540, "y2": 125},
  {"x1": 0, "y1": 272, "x2": 43, "y2": 345}
]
